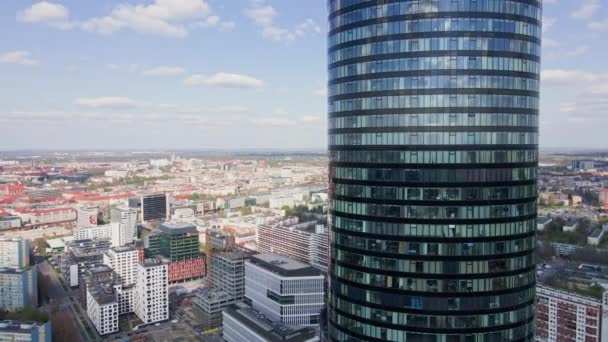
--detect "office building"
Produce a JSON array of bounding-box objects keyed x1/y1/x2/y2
[
  {"x1": 109, "y1": 207, "x2": 137, "y2": 247},
  {"x1": 536, "y1": 285, "x2": 608, "y2": 342},
  {"x1": 145, "y1": 223, "x2": 204, "y2": 283},
  {"x1": 209, "y1": 250, "x2": 250, "y2": 300},
  {"x1": 0, "y1": 268, "x2": 38, "y2": 311},
  {"x1": 223, "y1": 302, "x2": 318, "y2": 342},
  {"x1": 129, "y1": 193, "x2": 169, "y2": 223},
  {"x1": 192, "y1": 250, "x2": 251, "y2": 329},
  {"x1": 206, "y1": 229, "x2": 236, "y2": 251},
  {"x1": 245, "y1": 253, "x2": 324, "y2": 327},
  {"x1": 134, "y1": 259, "x2": 168, "y2": 324},
  {"x1": 193, "y1": 289, "x2": 233, "y2": 330},
  {"x1": 258, "y1": 219, "x2": 329, "y2": 273},
  {"x1": 0, "y1": 320, "x2": 52, "y2": 342},
  {"x1": 327, "y1": 0, "x2": 541, "y2": 340},
  {"x1": 0, "y1": 238, "x2": 30, "y2": 268}
]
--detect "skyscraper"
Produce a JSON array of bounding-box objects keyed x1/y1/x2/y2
[{"x1": 327, "y1": 1, "x2": 541, "y2": 341}]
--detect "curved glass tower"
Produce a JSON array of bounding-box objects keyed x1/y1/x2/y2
[{"x1": 327, "y1": 1, "x2": 541, "y2": 341}]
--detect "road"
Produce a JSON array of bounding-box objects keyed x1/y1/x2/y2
[{"x1": 38, "y1": 258, "x2": 100, "y2": 342}]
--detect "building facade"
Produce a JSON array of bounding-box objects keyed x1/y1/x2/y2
[
  {"x1": 0, "y1": 238, "x2": 30, "y2": 268},
  {"x1": 245, "y1": 254, "x2": 324, "y2": 327},
  {"x1": 258, "y1": 219, "x2": 329, "y2": 273},
  {"x1": 134, "y1": 259, "x2": 168, "y2": 324},
  {"x1": 536, "y1": 285, "x2": 608, "y2": 342},
  {"x1": 0, "y1": 320, "x2": 52, "y2": 342},
  {"x1": 327, "y1": 0, "x2": 541, "y2": 340},
  {"x1": 109, "y1": 207, "x2": 138, "y2": 247},
  {"x1": 209, "y1": 250, "x2": 250, "y2": 300},
  {"x1": 104, "y1": 246, "x2": 138, "y2": 286},
  {"x1": 86, "y1": 286, "x2": 119, "y2": 336},
  {"x1": 0, "y1": 268, "x2": 37, "y2": 311}
]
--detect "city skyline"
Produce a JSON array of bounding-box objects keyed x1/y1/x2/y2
[{"x1": 1, "y1": 0, "x2": 607, "y2": 150}]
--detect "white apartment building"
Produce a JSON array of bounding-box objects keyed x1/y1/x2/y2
[
  {"x1": 77, "y1": 206, "x2": 99, "y2": 228},
  {"x1": 245, "y1": 253, "x2": 325, "y2": 327},
  {"x1": 134, "y1": 259, "x2": 168, "y2": 324},
  {"x1": 109, "y1": 207, "x2": 137, "y2": 247},
  {"x1": 86, "y1": 287, "x2": 119, "y2": 335},
  {"x1": 74, "y1": 224, "x2": 112, "y2": 241},
  {"x1": 114, "y1": 284, "x2": 135, "y2": 316},
  {"x1": 0, "y1": 238, "x2": 30, "y2": 268},
  {"x1": 104, "y1": 246, "x2": 138, "y2": 286}
]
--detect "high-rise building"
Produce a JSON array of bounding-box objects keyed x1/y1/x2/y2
[
  {"x1": 0, "y1": 268, "x2": 38, "y2": 311},
  {"x1": 245, "y1": 253, "x2": 324, "y2": 327},
  {"x1": 327, "y1": 1, "x2": 541, "y2": 340},
  {"x1": 145, "y1": 223, "x2": 205, "y2": 283},
  {"x1": 536, "y1": 285, "x2": 608, "y2": 342},
  {"x1": 103, "y1": 246, "x2": 138, "y2": 286},
  {"x1": 0, "y1": 238, "x2": 30, "y2": 268},
  {"x1": 77, "y1": 206, "x2": 99, "y2": 228},
  {"x1": 62, "y1": 238, "x2": 112, "y2": 287},
  {"x1": 86, "y1": 281, "x2": 119, "y2": 335},
  {"x1": 79, "y1": 264, "x2": 114, "y2": 309},
  {"x1": 109, "y1": 207, "x2": 137, "y2": 247},
  {"x1": 258, "y1": 219, "x2": 329, "y2": 273},
  {"x1": 134, "y1": 258, "x2": 169, "y2": 324},
  {"x1": 129, "y1": 193, "x2": 169, "y2": 223}
]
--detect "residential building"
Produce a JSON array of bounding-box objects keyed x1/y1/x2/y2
[
  {"x1": 145, "y1": 223, "x2": 204, "y2": 283},
  {"x1": 134, "y1": 259, "x2": 168, "y2": 324},
  {"x1": 77, "y1": 206, "x2": 99, "y2": 228},
  {"x1": 74, "y1": 224, "x2": 112, "y2": 241},
  {"x1": 86, "y1": 283, "x2": 119, "y2": 336},
  {"x1": 326, "y1": 1, "x2": 541, "y2": 339},
  {"x1": 79, "y1": 264, "x2": 114, "y2": 309},
  {"x1": 0, "y1": 320, "x2": 52, "y2": 342},
  {"x1": 0, "y1": 238, "x2": 30, "y2": 268},
  {"x1": 223, "y1": 302, "x2": 318, "y2": 342},
  {"x1": 109, "y1": 207, "x2": 137, "y2": 247},
  {"x1": 103, "y1": 246, "x2": 138, "y2": 286},
  {"x1": 62, "y1": 239, "x2": 112, "y2": 287},
  {"x1": 245, "y1": 253, "x2": 324, "y2": 327},
  {"x1": 600, "y1": 189, "x2": 608, "y2": 206},
  {"x1": 258, "y1": 219, "x2": 329, "y2": 273},
  {"x1": 0, "y1": 216, "x2": 21, "y2": 230},
  {"x1": 0, "y1": 268, "x2": 38, "y2": 311},
  {"x1": 536, "y1": 285, "x2": 608, "y2": 342}
]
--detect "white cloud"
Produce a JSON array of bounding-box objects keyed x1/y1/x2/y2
[
  {"x1": 142, "y1": 66, "x2": 186, "y2": 76},
  {"x1": 184, "y1": 72, "x2": 264, "y2": 89},
  {"x1": 543, "y1": 39, "x2": 560, "y2": 48},
  {"x1": 314, "y1": 86, "x2": 327, "y2": 97},
  {"x1": 300, "y1": 115, "x2": 323, "y2": 124},
  {"x1": 0, "y1": 51, "x2": 39, "y2": 66},
  {"x1": 589, "y1": 19, "x2": 608, "y2": 30},
  {"x1": 565, "y1": 45, "x2": 589, "y2": 57},
  {"x1": 106, "y1": 64, "x2": 119, "y2": 70},
  {"x1": 541, "y1": 69, "x2": 599, "y2": 84},
  {"x1": 573, "y1": 0, "x2": 600, "y2": 19},
  {"x1": 75, "y1": 97, "x2": 137, "y2": 108},
  {"x1": 17, "y1": 1, "x2": 68, "y2": 23},
  {"x1": 543, "y1": 17, "x2": 556, "y2": 33},
  {"x1": 245, "y1": 1, "x2": 320, "y2": 42},
  {"x1": 18, "y1": 0, "x2": 232, "y2": 37}
]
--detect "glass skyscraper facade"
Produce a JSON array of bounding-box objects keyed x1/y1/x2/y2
[{"x1": 327, "y1": 1, "x2": 541, "y2": 341}]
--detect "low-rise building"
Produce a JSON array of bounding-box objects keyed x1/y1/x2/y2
[
  {"x1": 537, "y1": 216, "x2": 553, "y2": 231},
  {"x1": 223, "y1": 302, "x2": 318, "y2": 342},
  {"x1": 0, "y1": 216, "x2": 21, "y2": 230},
  {"x1": 0, "y1": 320, "x2": 51, "y2": 342}
]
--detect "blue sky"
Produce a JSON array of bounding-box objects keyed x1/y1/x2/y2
[{"x1": 0, "y1": 0, "x2": 606, "y2": 150}]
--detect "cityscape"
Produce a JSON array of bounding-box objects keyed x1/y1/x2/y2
[{"x1": 1, "y1": 1, "x2": 607, "y2": 342}]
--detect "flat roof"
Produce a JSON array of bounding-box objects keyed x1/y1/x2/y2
[
  {"x1": 224, "y1": 302, "x2": 316, "y2": 342},
  {"x1": 0, "y1": 320, "x2": 48, "y2": 333},
  {"x1": 249, "y1": 253, "x2": 321, "y2": 278},
  {"x1": 159, "y1": 223, "x2": 196, "y2": 235}
]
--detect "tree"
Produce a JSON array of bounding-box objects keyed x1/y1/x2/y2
[{"x1": 33, "y1": 238, "x2": 48, "y2": 254}]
